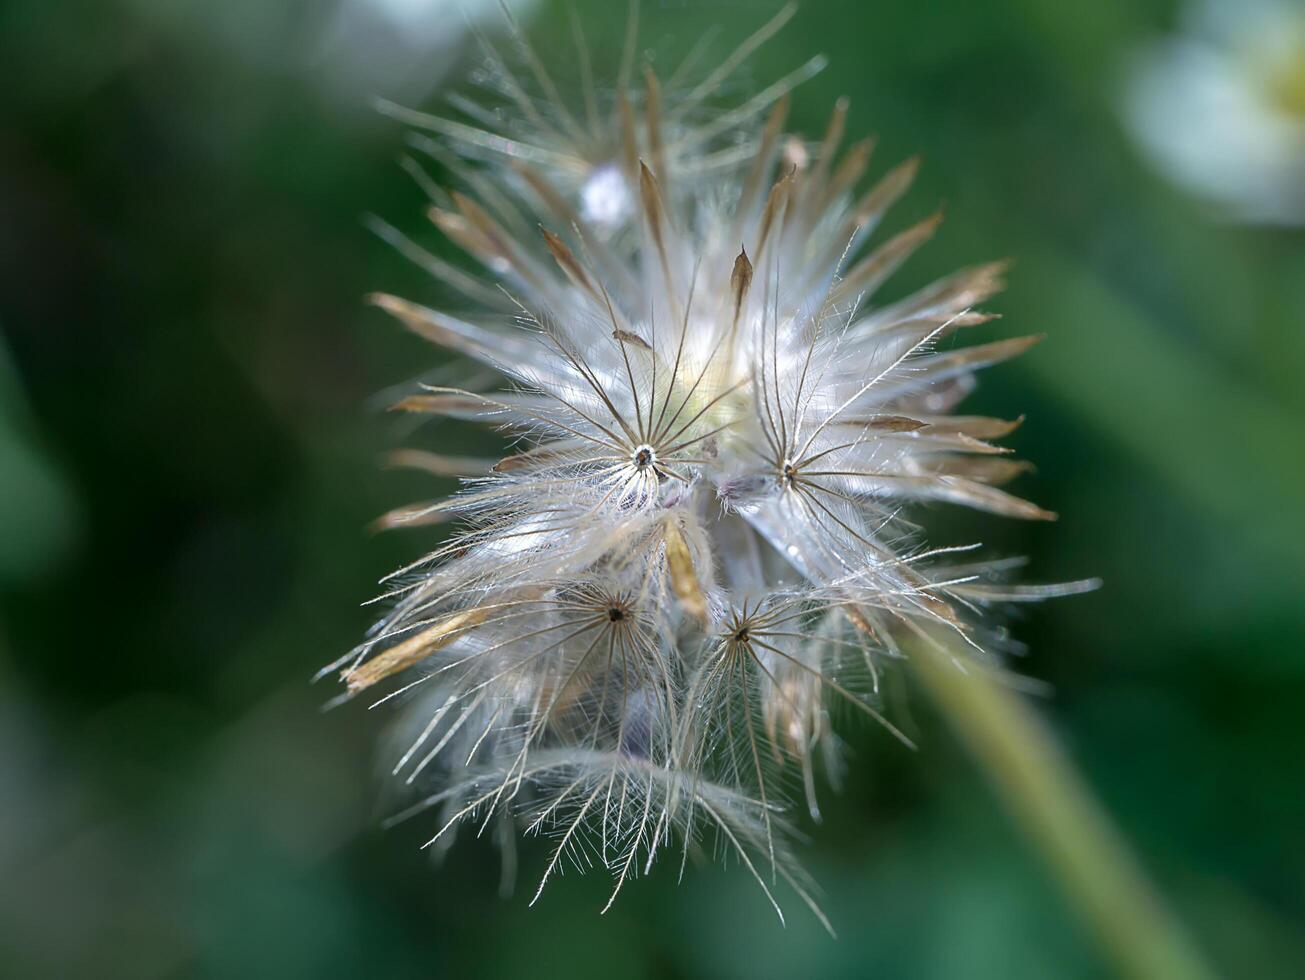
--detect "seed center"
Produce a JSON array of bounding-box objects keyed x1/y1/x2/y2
[{"x1": 633, "y1": 445, "x2": 655, "y2": 469}]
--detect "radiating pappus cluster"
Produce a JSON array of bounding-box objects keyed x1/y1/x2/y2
[{"x1": 324, "y1": 3, "x2": 1093, "y2": 925}]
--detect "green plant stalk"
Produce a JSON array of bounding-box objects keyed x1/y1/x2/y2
[{"x1": 908, "y1": 639, "x2": 1217, "y2": 980}]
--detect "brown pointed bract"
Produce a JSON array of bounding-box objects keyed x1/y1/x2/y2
[
  {"x1": 344, "y1": 606, "x2": 494, "y2": 693},
  {"x1": 663, "y1": 519, "x2": 708, "y2": 626},
  {"x1": 730, "y1": 247, "x2": 754, "y2": 326}
]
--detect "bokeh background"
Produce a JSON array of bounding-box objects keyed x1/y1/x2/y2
[{"x1": 3, "y1": 0, "x2": 1304, "y2": 976}]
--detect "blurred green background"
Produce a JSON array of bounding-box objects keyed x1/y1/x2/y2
[{"x1": 3, "y1": 0, "x2": 1304, "y2": 976}]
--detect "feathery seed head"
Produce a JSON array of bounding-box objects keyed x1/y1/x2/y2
[{"x1": 332, "y1": 2, "x2": 1095, "y2": 926}]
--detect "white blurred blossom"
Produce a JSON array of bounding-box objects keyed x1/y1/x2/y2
[{"x1": 1124, "y1": 0, "x2": 1305, "y2": 224}]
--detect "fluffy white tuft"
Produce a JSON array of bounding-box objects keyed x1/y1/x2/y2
[{"x1": 329, "y1": 3, "x2": 1094, "y2": 925}]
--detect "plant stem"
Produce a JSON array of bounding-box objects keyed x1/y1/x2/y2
[{"x1": 908, "y1": 638, "x2": 1217, "y2": 980}]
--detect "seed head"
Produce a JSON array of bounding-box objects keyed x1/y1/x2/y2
[{"x1": 330, "y1": 3, "x2": 1095, "y2": 926}]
